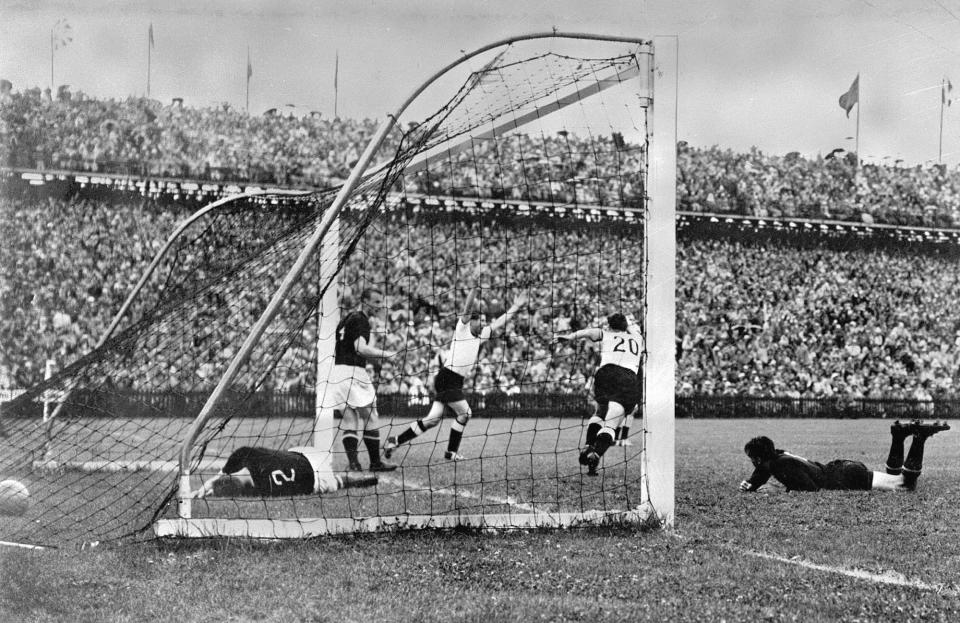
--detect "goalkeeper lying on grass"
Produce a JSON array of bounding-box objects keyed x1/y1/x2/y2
[
  {"x1": 194, "y1": 446, "x2": 378, "y2": 498},
  {"x1": 740, "y1": 420, "x2": 949, "y2": 493}
]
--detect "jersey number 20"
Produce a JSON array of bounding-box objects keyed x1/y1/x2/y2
[{"x1": 613, "y1": 336, "x2": 640, "y2": 356}]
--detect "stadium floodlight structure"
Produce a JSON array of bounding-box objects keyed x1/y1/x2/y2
[{"x1": 0, "y1": 32, "x2": 676, "y2": 547}]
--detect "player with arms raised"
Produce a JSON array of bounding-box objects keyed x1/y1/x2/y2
[
  {"x1": 384, "y1": 283, "x2": 527, "y2": 461},
  {"x1": 330, "y1": 287, "x2": 397, "y2": 472},
  {"x1": 558, "y1": 312, "x2": 643, "y2": 475}
]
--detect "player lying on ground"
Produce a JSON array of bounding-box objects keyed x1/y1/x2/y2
[
  {"x1": 739, "y1": 420, "x2": 950, "y2": 493},
  {"x1": 557, "y1": 312, "x2": 643, "y2": 476},
  {"x1": 194, "y1": 446, "x2": 378, "y2": 498},
  {"x1": 384, "y1": 283, "x2": 527, "y2": 461}
]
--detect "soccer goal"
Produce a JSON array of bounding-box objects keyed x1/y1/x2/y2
[{"x1": 0, "y1": 32, "x2": 676, "y2": 547}]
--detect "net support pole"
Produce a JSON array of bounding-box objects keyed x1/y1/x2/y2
[
  {"x1": 314, "y1": 218, "x2": 340, "y2": 453},
  {"x1": 644, "y1": 35, "x2": 677, "y2": 527}
]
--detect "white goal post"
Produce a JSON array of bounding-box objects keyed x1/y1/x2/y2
[{"x1": 156, "y1": 32, "x2": 677, "y2": 538}]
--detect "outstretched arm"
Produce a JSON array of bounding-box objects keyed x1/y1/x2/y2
[
  {"x1": 489, "y1": 292, "x2": 528, "y2": 334},
  {"x1": 556, "y1": 327, "x2": 603, "y2": 343}
]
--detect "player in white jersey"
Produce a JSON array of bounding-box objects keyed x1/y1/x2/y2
[
  {"x1": 557, "y1": 312, "x2": 643, "y2": 475},
  {"x1": 384, "y1": 285, "x2": 527, "y2": 461},
  {"x1": 193, "y1": 445, "x2": 379, "y2": 498}
]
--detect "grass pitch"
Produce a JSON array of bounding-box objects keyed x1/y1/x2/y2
[{"x1": 2, "y1": 418, "x2": 959, "y2": 622}]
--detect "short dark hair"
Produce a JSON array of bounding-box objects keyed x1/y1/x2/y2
[
  {"x1": 744, "y1": 436, "x2": 776, "y2": 462},
  {"x1": 607, "y1": 313, "x2": 628, "y2": 332}
]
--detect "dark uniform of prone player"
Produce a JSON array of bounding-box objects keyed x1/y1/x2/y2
[
  {"x1": 194, "y1": 446, "x2": 378, "y2": 498},
  {"x1": 740, "y1": 420, "x2": 949, "y2": 493}
]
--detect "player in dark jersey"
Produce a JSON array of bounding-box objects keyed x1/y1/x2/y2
[
  {"x1": 327, "y1": 287, "x2": 398, "y2": 472},
  {"x1": 194, "y1": 445, "x2": 378, "y2": 498},
  {"x1": 740, "y1": 420, "x2": 949, "y2": 493}
]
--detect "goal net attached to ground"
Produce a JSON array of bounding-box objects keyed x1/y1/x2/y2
[{"x1": 0, "y1": 33, "x2": 676, "y2": 547}]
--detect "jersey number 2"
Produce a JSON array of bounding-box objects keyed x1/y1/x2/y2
[{"x1": 271, "y1": 468, "x2": 295, "y2": 486}]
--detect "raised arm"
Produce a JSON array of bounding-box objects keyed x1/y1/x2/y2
[
  {"x1": 459, "y1": 286, "x2": 480, "y2": 325},
  {"x1": 489, "y1": 292, "x2": 528, "y2": 334}
]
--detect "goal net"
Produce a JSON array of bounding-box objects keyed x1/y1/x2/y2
[{"x1": 0, "y1": 33, "x2": 675, "y2": 547}]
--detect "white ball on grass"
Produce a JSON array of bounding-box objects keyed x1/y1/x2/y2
[{"x1": 0, "y1": 479, "x2": 30, "y2": 516}]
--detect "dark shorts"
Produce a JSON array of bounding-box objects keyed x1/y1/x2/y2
[
  {"x1": 822, "y1": 460, "x2": 873, "y2": 491},
  {"x1": 223, "y1": 447, "x2": 315, "y2": 497},
  {"x1": 593, "y1": 364, "x2": 640, "y2": 415},
  {"x1": 434, "y1": 367, "x2": 466, "y2": 404}
]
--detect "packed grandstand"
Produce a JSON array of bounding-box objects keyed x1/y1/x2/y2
[{"x1": 2, "y1": 87, "x2": 959, "y2": 406}]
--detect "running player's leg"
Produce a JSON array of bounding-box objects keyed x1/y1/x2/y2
[
  {"x1": 585, "y1": 401, "x2": 606, "y2": 447},
  {"x1": 384, "y1": 400, "x2": 446, "y2": 458},
  {"x1": 445, "y1": 400, "x2": 472, "y2": 460},
  {"x1": 591, "y1": 401, "x2": 624, "y2": 458},
  {"x1": 615, "y1": 407, "x2": 636, "y2": 446}
]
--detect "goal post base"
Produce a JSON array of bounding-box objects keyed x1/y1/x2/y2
[{"x1": 154, "y1": 505, "x2": 657, "y2": 539}]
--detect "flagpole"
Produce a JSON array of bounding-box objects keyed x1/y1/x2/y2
[
  {"x1": 855, "y1": 75, "x2": 861, "y2": 168},
  {"x1": 334, "y1": 51, "x2": 339, "y2": 119},
  {"x1": 940, "y1": 79, "x2": 945, "y2": 164},
  {"x1": 246, "y1": 47, "x2": 251, "y2": 113},
  {"x1": 50, "y1": 27, "x2": 54, "y2": 90},
  {"x1": 147, "y1": 27, "x2": 152, "y2": 98}
]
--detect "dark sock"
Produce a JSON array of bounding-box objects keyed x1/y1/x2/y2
[
  {"x1": 397, "y1": 421, "x2": 425, "y2": 446},
  {"x1": 586, "y1": 422, "x2": 602, "y2": 446},
  {"x1": 363, "y1": 432, "x2": 382, "y2": 464},
  {"x1": 342, "y1": 433, "x2": 360, "y2": 467},
  {"x1": 615, "y1": 426, "x2": 630, "y2": 441},
  {"x1": 593, "y1": 429, "x2": 615, "y2": 457},
  {"x1": 902, "y1": 434, "x2": 929, "y2": 490},
  {"x1": 886, "y1": 431, "x2": 907, "y2": 475},
  {"x1": 448, "y1": 420, "x2": 466, "y2": 453}
]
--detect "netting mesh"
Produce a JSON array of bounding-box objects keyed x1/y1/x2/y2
[{"x1": 0, "y1": 37, "x2": 653, "y2": 546}]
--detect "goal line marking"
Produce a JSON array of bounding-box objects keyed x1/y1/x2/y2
[
  {"x1": 743, "y1": 549, "x2": 957, "y2": 596},
  {"x1": 376, "y1": 474, "x2": 536, "y2": 513}
]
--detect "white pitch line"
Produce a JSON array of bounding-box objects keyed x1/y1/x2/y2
[
  {"x1": 0, "y1": 539, "x2": 46, "y2": 550},
  {"x1": 377, "y1": 474, "x2": 536, "y2": 513},
  {"x1": 744, "y1": 549, "x2": 958, "y2": 596}
]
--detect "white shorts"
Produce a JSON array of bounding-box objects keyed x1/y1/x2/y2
[{"x1": 322, "y1": 364, "x2": 377, "y2": 410}]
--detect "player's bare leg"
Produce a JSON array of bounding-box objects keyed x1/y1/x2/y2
[
  {"x1": 580, "y1": 401, "x2": 625, "y2": 475},
  {"x1": 444, "y1": 400, "x2": 472, "y2": 460}
]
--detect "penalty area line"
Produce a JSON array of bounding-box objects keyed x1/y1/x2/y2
[{"x1": 742, "y1": 549, "x2": 957, "y2": 596}]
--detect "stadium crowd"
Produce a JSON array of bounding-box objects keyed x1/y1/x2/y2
[
  {"x1": 4, "y1": 187, "x2": 960, "y2": 403},
  {"x1": 5, "y1": 87, "x2": 960, "y2": 225},
  {"x1": 5, "y1": 89, "x2": 960, "y2": 401}
]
